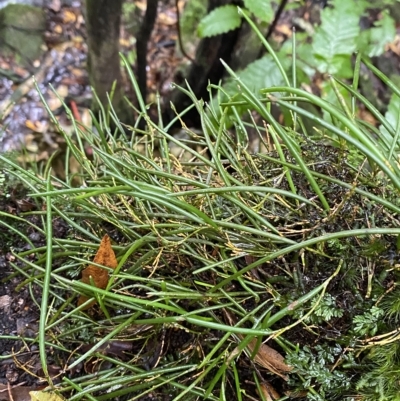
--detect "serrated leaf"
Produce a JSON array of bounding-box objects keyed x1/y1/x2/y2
[
  {"x1": 223, "y1": 56, "x2": 286, "y2": 114},
  {"x1": 366, "y1": 11, "x2": 396, "y2": 57},
  {"x1": 333, "y1": 0, "x2": 368, "y2": 15},
  {"x1": 244, "y1": 0, "x2": 273, "y2": 23},
  {"x1": 312, "y1": 0, "x2": 360, "y2": 75},
  {"x1": 197, "y1": 5, "x2": 241, "y2": 38},
  {"x1": 314, "y1": 54, "x2": 353, "y2": 78},
  {"x1": 232, "y1": 56, "x2": 286, "y2": 93},
  {"x1": 213, "y1": 56, "x2": 286, "y2": 127}
]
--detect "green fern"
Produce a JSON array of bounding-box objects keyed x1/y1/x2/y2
[
  {"x1": 197, "y1": 5, "x2": 241, "y2": 37},
  {"x1": 379, "y1": 286, "x2": 400, "y2": 324},
  {"x1": 243, "y1": 0, "x2": 273, "y2": 23},
  {"x1": 357, "y1": 342, "x2": 400, "y2": 401},
  {"x1": 352, "y1": 307, "x2": 384, "y2": 337},
  {"x1": 309, "y1": 294, "x2": 344, "y2": 324},
  {"x1": 197, "y1": 0, "x2": 274, "y2": 38},
  {"x1": 226, "y1": 55, "x2": 287, "y2": 94},
  {"x1": 286, "y1": 344, "x2": 351, "y2": 400},
  {"x1": 312, "y1": 0, "x2": 360, "y2": 77},
  {"x1": 361, "y1": 10, "x2": 396, "y2": 57}
]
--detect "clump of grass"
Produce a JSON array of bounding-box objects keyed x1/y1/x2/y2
[{"x1": 1, "y1": 15, "x2": 400, "y2": 401}]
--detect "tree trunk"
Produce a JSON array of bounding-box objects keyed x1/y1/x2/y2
[
  {"x1": 168, "y1": 0, "x2": 241, "y2": 127},
  {"x1": 85, "y1": 0, "x2": 131, "y2": 123},
  {"x1": 136, "y1": 0, "x2": 158, "y2": 104}
]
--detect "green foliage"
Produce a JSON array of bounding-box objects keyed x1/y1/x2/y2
[
  {"x1": 0, "y1": 169, "x2": 5, "y2": 188},
  {"x1": 234, "y1": 55, "x2": 287, "y2": 91},
  {"x1": 360, "y1": 11, "x2": 396, "y2": 57},
  {"x1": 312, "y1": 0, "x2": 360, "y2": 77},
  {"x1": 379, "y1": 286, "x2": 400, "y2": 324},
  {"x1": 210, "y1": 54, "x2": 288, "y2": 126},
  {"x1": 379, "y1": 93, "x2": 400, "y2": 150},
  {"x1": 197, "y1": 5, "x2": 241, "y2": 37},
  {"x1": 287, "y1": 344, "x2": 351, "y2": 400},
  {"x1": 4, "y1": 5, "x2": 400, "y2": 400},
  {"x1": 367, "y1": 0, "x2": 400, "y2": 5},
  {"x1": 180, "y1": 0, "x2": 207, "y2": 40},
  {"x1": 243, "y1": 0, "x2": 273, "y2": 23},
  {"x1": 215, "y1": 11, "x2": 400, "y2": 400},
  {"x1": 352, "y1": 306, "x2": 384, "y2": 337},
  {"x1": 357, "y1": 342, "x2": 400, "y2": 401},
  {"x1": 201, "y1": 0, "x2": 399, "y2": 132},
  {"x1": 309, "y1": 294, "x2": 344, "y2": 324},
  {"x1": 198, "y1": 0, "x2": 275, "y2": 38},
  {"x1": 222, "y1": 55, "x2": 287, "y2": 102},
  {"x1": 300, "y1": 0, "x2": 396, "y2": 80},
  {"x1": 122, "y1": 1, "x2": 135, "y2": 15},
  {"x1": 292, "y1": 293, "x2": 344, "y2": 325}
]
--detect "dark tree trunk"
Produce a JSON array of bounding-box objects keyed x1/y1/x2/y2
[
  {"x1": 85, "y1": 0, "x2": 130, "y2": 122},
  {"x1": 168, "y1": 0, "x2": 241, "y2": 127},
  {"x1": 136, "y1": 0, "x2": 158, "y2": 104}
]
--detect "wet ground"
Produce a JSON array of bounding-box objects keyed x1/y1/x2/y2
[{"x1": 0, "y1": 183, "x2": 70, "y2": 396}]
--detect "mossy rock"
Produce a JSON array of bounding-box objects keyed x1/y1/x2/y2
[{"x1": 0, "y1": 4, "x2": 45, "y2": 66}]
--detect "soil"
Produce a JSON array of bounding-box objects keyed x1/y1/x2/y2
[{"x1": 0, "y1": 184, "x2": 70, "y2": 391}]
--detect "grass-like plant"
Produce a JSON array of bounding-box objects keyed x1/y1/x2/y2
[{"x1": 1, "y1": 10, "x2": 400, "y2": 401}]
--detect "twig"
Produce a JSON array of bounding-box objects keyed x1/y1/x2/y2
[
  {"x1": 258, "y1": 0, "x2": 289, "y2": 59},
  {"x1": 136, "y1": 0, "x2": 159, "y2": 103},
  {"x1": 175, "y1": 0, "x2": 196, "y2": 65}
]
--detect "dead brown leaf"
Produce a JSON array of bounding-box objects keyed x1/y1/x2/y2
[
  {"x1": 80, "y1": 340, "x2": 134, "y2": 373},
  {"x1": 0, "y1": 384, "x2": 30, "y2": 401},
  {"x1": 0, "y1": 384, "x2": 52, "y2": 401},
  {"x1": 78, "y1": 235, "x2": 118, "y2": 309},
  {"x1": 158, "y1": 11, "x2": 177, "y2": 25},
  {"x1": 259, "y1": 381, "x2": 281, "y2": 401},
  {"x1": 246, "y1": 338, "x2": 292, "y2": 381},
  {"x1": 223, "y1": 309, "x2": 292, "y2": 381}
]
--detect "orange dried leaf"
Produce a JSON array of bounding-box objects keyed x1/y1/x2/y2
[
  {"x1": 62, "y1": 9, "x2": 77, "y2": 24},
  {"x1": 78, "y1": 235, "x2": 118, "y2": 309},
  {"x1": 25, "y1": 119, "x2": 38, "y2": 131}
]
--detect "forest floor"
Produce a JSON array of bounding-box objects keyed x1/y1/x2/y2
[
  {"x1": 0, "y1": 0, "x2": 185, "y2": 158},
  {"x1": 1, "y1": 1, "x2": 400, "y2": 400}
]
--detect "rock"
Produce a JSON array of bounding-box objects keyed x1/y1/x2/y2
[{"x1": 0, "y1": 4, "x2": 46, "y2": 66}]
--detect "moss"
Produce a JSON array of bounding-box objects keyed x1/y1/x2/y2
[{"x1": 0, "y1": 4, "x2": 45, "y2": 66}]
